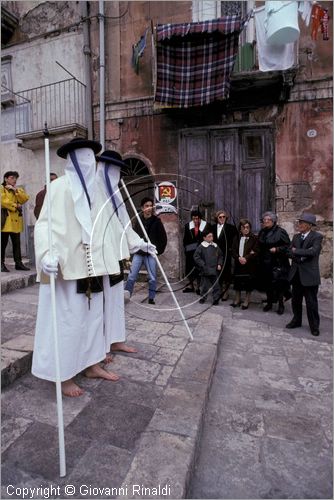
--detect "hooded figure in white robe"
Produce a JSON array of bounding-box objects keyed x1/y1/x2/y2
[
  {"x1": 95, "y1": 150, "x2": 157, "y2": 354},
  {"x1": 32, "y1": 139, "x2": 120, "y2": 397}
]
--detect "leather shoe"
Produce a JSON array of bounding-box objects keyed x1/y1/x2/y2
[
  {"x1": 285, "y1": 320, "x2": 302, "y2": 329},
  {"x1": 263, "y1": 303, "x2": 272, "y2": 312},
  {"x1": 212, "y1": 300, "x2": 219, "y2": 306},
  {"x1": 241, "y1": 304, "x2": 249, "y2": 310},
  {"x1": 277, "y1": 304, "x2": 284, "y2": 315},
  {"x1": 15, "y1": 263, "x2": 30, "y2": 271},
  {"x1": 1, "y1": 264, "x2": 10, "y2": 272},
  {"x1": 148, "y1": 299, "x2": 155, "y2": 305},
  {"x1": 311, "y1": 329, "x2": 320, "y2": 336}
]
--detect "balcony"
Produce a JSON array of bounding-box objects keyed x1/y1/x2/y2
[
  {"x1": 230, "y1": 39, "x2": 298, "y2": 109},
  {"x1": 1, "y1": 78, "x2": 87, "y2": 149}
]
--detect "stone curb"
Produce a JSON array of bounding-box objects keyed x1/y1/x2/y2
[
  {"x1": 1, "y1": 271, "x2": 37, "y2": 295},
  {"x1": 1, "y1": 349, "x2": 33, "y2": 388},
  {"x1": 118, "y1": 316, "x2": 223, "y2": 499}
]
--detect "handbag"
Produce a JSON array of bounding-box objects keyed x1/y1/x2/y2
[
  {"x1": 1, "y1": 208, "x2": 8, "y2": 230},
  {"x1": 272, "y1": 266, "x2": 288, "y2": 282}
]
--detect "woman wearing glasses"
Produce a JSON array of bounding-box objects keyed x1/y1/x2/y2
[
  {"x1": 231, "y1": 218, "x2": 259, "y2": 309},
  {"x1": 212, "y1": 209, "x2": 238, "y2": 301}
]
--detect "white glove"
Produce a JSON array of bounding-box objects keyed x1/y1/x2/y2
[
  {"x1": 139, "y1": 241, "x2": 157, "y2": 255},
  {"x1": 41, "y1": 254, "x2": 59, "y2": 277}
]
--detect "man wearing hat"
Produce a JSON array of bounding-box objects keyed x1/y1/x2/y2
[
  {"x1": 32, "y1": 138, "x2": 122, "y2": 397},
  {"x1": 95, "y1": 150, "x2": 157, "y2": 355},
  {"x1": 286, "y1": 212, "x2": 323, "y2": 336}
]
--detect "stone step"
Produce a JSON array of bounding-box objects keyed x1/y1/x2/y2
[{"x1": 1, "y1": 259, "x2": 37, "y2": 295}]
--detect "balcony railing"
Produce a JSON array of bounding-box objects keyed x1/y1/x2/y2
[{"x1": 12, "y1": 78, "x2": 86, "y2": 136}]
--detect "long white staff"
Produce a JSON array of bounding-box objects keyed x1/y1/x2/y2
[
  {"x1": 43, "y1": 124, "x2": 66, "y2": 476},
  {"x1": 120, "y1": 179, "x2": 193, "y2": 341}
]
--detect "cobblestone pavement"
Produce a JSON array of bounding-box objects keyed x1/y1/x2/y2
[
  {"x1": 189, "y1": 285, "x2": 333, "y2": 499},
  {"x1": 1, "y1": 266, "x2": 332, "y2": 499},
  {"x1": 1, "y1": 275, "x2": 222, "y2": 499}
]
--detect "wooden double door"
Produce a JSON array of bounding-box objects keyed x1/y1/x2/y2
[{"x1": 179, "y1": 126, "x2": 274, "y2": 232}]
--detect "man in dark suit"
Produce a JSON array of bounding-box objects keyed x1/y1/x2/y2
[{"x1": 286, "y1": 213, "x2": 323, "y2": 336}]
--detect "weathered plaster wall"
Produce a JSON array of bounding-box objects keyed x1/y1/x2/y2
[
  {"x1": 89, "y1": 1, "x2": 192, "y2": 105},
  {"x1": 1, "y1": 1, "x2": 86, "y2": 258},
  {"x1": 2, "y1": 32, "x2": 85, "y2": 92},
  {"x1": 275, "y1": 100, "x2": 332, "y2": 218},
  {"x1": 91, "y1": 0, "x2": 333, "y2": 279}
]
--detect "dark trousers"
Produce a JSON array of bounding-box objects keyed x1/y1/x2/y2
[
  {"x1": 1, "y1": 232, "x2": 22, "y2": 264},
  {"x1": 291, "y1": 272, "x2": 319, "y2": 331},
  {"x1": 200, "y1": 275, "x2": 221, "y2": 302}
]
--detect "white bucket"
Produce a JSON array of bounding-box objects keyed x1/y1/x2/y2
[{"x1": 265, "y1": 1, "x2": 300, "y2": 46}]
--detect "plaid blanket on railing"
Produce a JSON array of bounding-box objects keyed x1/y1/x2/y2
[{"x1": 155, "y1": 16, "x2": 243, "y2": 108}]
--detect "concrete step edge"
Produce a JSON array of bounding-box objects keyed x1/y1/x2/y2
[
  {"x1": 1, "y1": 350, "x2": 33, "y2": 388},
  {"x1": 118, "y1": 321, "x2": 223, "y2": 499},
  {"x1": 1, "y1": 273, "x2": 37, "y2": 295}
]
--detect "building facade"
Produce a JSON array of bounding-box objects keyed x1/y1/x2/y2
[
  {"x1": 88, "y1": 0, "x2": 333, "y2": 278},
  {"x1": 1, "y1": 1, "x2": 332, "y2": 278}
]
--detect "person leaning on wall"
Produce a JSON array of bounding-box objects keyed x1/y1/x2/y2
[{"x1": 1, "y1": 171, "x2": 30, "y2": 272}]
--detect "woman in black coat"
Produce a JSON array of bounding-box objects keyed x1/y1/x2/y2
[
  {"x1": 257, "y1": 211, "x2": 291, "y2": 315},
  {"x1": 231, "y1": 218, "x2": 259, "y2": 309}
]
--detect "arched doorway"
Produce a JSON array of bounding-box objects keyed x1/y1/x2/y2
[{"x1": 121, "y1": 156, "x2": 154, "y2": 211}]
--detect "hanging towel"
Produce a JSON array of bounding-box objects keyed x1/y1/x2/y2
[
  {"x1": 254, "y1": 6, "x2": 295, "y2": 72},
  {"x1": 298, "y1": 1, "x2": 312, "y2": 27}
]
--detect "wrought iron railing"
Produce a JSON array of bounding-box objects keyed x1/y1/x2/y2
[{"x1": 9, "y1": 78, "x2": 86, "y2": 136}]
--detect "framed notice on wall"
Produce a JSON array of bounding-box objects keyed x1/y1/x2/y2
[{"x1": 155, "y1": 181, "x2": 177, "y2": 215}]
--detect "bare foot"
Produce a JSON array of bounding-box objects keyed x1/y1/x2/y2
[
  {"x1": 111, "y1": 342, "x2": 138, "y2": 353},
  {"x1": 104, "y1": 353, "x2": 113, "y2": 364},
  {"x1": 61, "y1": 379, "x2": 84, "y2": 397},
  {"x1": 85, "y1": 363, "x2": 119, "y2": 381}
]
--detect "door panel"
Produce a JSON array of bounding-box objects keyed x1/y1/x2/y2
[
  {"x1": 184, "y1": 132, "x2": 209, "y2": 167},
  {"x1": 180, "y1": 127, "x2": 273, "y2": 231},
  {"x1": 213, "y1": 168, "x2": 238, "y2": 223},
  {"x1": 211, "y1": 131, "x2": 238, "y2": 221},
  {"x1": 240, "y1": 169, "x2": 264, "y2": 230},
  {"x1": 181, "y1": 169, "x2": 211, "y2": 212},
  {"x1": 211, "y1": 131, "x2": 235, "y2": 166}
]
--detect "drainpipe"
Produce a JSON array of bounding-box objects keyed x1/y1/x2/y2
[
  {"x1": 81, "y1": 1, "x2": 93, "y2": 139},
  {"x1": 99, "y1": 0, "x2": 105, "y2": 150}
]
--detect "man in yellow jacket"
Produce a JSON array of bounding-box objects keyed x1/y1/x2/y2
[{"x1": 1, "y1": 171, "x2": 30, "y2": 272}]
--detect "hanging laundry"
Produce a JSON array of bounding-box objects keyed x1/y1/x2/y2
[
  {"x1": 131, "y1": 28, "x2": 149, "y2": 74},
  {"x1": 254, "y1": 6, "x2": 295, "y2": 72},
  {"x1": 154, "y1": 16, "x2": 246, "y2": 108},
  {"x1": 265, "y1": 1, "x2": 300, "y2": 45},
  {"x1": 311, "y1": 3, "x2": 330, "y2": 41},
  {"x1": 320, "y1": 8, "x2": 329, "y2": 41},
  {"x1": 298, "y1": 1, "x2": 312, "y2": 27}
]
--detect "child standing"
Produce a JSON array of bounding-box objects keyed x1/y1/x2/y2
[{"x1": 193, "y1": 229, "x2": 223, "y2": 305}]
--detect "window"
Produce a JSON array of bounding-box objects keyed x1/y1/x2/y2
[{"x1": 192, "y1": 1, "x2": 255, "y2": 41}]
